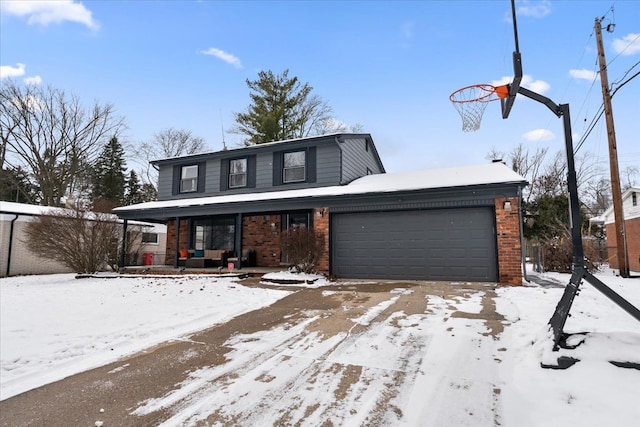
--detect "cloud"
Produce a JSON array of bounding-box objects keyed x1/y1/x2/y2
[
  {"x1": 612, "y1": 33, "x2": 640, "y2": 56},
  {"x1": 401, "y1": 21, "x2": 415, "y2": 39},
  {"x1": 491, "y1": 74, "x2": 550, "y2": 95},
  {"x1": 0, "y1": 63, "x2": 26, "y2": 79},
  {"x1": 2, "y1": 0, "x2": 99, "y2": 30},
  {"x1": 24, "y1": 75, "x2": 43, "y2": 85},
  {"x1": 200, "y1": 48, "x2": 243, "y2": 68},
  {"x1": 517, "y1": 1, "x2": 551, "y2": 18},
  {"x1": 522, "y1": 128, "x2": 555, "y2": 142},
  {"x1": 569, "y1": 69, "x2": 598, "y2": 82}
]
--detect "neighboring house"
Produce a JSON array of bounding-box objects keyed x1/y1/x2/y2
[
  {"x1": 0, "y1": 201, "x2": 167, "y2": 277},
  {"x1": 601, "y1": 186, "x2": 640, "y2": 272},
  {"x1": 114, "y1": 133, "x2": 528, "y2": 284}
]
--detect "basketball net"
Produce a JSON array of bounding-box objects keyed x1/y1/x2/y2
[{"x1": 450, "y1": 84, "x2": 508, "y2": 132}]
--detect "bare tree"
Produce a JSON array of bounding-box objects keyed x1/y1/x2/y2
[
  {"x1": 23, "y1": 203, "x2": 121, "y2": 273},
  {"x1": 486, "y1": 143, "x2": 548, "y2": 202},
  {"x1": 294, "y1": 94, "x2": 334, "y2": 137},
  {"x1": 0, "y1": 80, "x2": 124, "y2": 206},
  {"x1": 621, "y1": 165, "x2": 639, "y2": 191},
  {"x1": 134, "y1": 127, "x2": 206, "y2": 188},
  {"x1": 582, "y1": 177, "x2": 611, "y2": 217}
]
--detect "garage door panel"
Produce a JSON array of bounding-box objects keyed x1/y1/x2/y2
[{"x1": 331, "y1": 208, "x2": 497, "y2": 281}]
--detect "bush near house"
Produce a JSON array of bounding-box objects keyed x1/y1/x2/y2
[{"x1": 280, "y1": 228, "x2": 325, "y2": 274}]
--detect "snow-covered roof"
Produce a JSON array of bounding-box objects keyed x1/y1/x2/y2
[
  {"x1": 150, "y1": 132, "x2": 368, "y2": 164},
  {"x1": 601, "y1": 186, "x2": 640, "y2": 224},
  {"x1": 0, "y1": 201, "x2": 60, "y2": 216},
  {"x1": 0, "y1": 201, "x2": 166, "y2": 232},
  {"x1": 114, "y1": 162, "x2": 527, "y2": 213}
]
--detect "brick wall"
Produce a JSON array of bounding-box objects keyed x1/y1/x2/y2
[
  {"x1": 606, "y1": 218, "x2": 640, "y2": 272},
  {"x1": 313, "y1": 208, "x2": 330, "y2": 274},
  {"x1": 495, "y1": 197, "x2": 523, "y2": 285},
  {"x1": 164, "y1": 219, "x2": 189, "y2": 265},
  {"x1": 242, "y1": 214, "x2": 282, "y2": 267}
]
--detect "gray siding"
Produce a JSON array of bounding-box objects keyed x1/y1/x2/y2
[
  {"x1": 316, "y1": 143, "x2": 341, "y2": 185},
  {"x1": 156, "y1": 166, "x2": 174, "y2": 201},
  {"x1": 255, "y1": 151, "x2": 274, "y2": 189},
  {"x1": 340, "y1": 137, "x2": 384, "y2": 184},
  {"x1": 153, "y1": 134, "x2": 384, "y2": 201}
]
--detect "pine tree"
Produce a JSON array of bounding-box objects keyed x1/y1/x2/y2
[
  {"x1": 140, "y1": 182, "x2": 158, "y2": 202},
  {"x1": 233, "y1": 69, "x2": 334, "y2": 144},
  {"x1": 91, "y1": 136, "x2": 127, "y2": 211},
  {"x1": 0, "y1": 166, "x2": 40, "y2": 203},
  {"x1": 124, "y1": 170, "x2": 144, "y2": 205}
]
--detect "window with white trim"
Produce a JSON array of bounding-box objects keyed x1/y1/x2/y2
[
  {"x1": 283, "y1": 151, "x2": 305, "y2": 183},
  {"x1": 229, "y1": 158, "x2": 247, "y2": 188},
  {"x1": 180, "y1": 165, "x2": 198, "y2": 192},
  {"x1": 142, "y1": 232, "x2": 158, "y2": 244}
]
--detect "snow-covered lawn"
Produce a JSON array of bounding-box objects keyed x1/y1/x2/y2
[
  {"x1": 1, "y1": 268, "x2": 639, "y2": 426},
  {"x1": 0, "y1": 273, "x2": 290, "y2": 400}
]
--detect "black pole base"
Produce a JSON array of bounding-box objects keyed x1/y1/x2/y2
[{"x1": 541, "y1": 356, "x2": 580, "y2": 370}]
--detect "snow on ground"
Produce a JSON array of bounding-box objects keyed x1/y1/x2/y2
[
  {"x1": 1, "y1": 268, "x2": 639, "y2": 426},
  {"x1": 0, "y1": 273, "x2": 290, "y2": 400}
]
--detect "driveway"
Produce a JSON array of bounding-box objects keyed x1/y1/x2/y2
[{"x1": 0, "y1": 278, "x2": 505, "y2": 426}]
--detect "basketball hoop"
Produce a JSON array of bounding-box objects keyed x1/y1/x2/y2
[{"x1": 450, "y1": 84, "x2": 509, "y2": 132}]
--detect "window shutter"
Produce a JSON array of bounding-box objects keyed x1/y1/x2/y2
[
  {"x1": 307, "y1": 147, "x2": 316, "y2": 183},
  {"x1": 220, "y1": 159, "x2": 229, "y2": 191},
  {"x1": 247, "y1": 155, "x2": 257, "y2": 188},
  {"x1": 273, "y1": 152, "x2": 283, "y2": 186},
  {"x1": 172, "y1": 165, "x2": 180, "y2": 195},
  {"x1": 197, "y1": 162, "x2": 206, "y2": 193}
]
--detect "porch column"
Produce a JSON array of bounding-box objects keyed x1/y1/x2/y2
[
  {"x1": 119, "y1": 219, "x2": 128, "y2": 270},
  {"x1": 174, "y1": 216, "x2": 180, "y2": 268},
  {"x1": 234, "y1": 213, "x2": 243, "y2": 269}
]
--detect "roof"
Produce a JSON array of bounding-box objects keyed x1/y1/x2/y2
[
  {"x1": 114, "y1": 162, "x2": 527, "y2": 215},
  {"x1": 150, "y1": 133, "x2": 380, "y2": 166},
  {"x1": 0, "y1": 201, "x2": 167, "y2": 232},
  {"x1": 601, "y1": 186, "x2": 640, "y2": 224}
]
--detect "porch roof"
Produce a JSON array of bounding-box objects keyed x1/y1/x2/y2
[{"x1": 113, "y1": 162, "x2": 526, "y2": 221}]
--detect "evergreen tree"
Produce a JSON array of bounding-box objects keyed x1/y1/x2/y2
[
  {"x1": 233, "y1": 69, "x2": 334, "y2": 144},
  {"x1": 91, "y1": 136, "x2": 127, "y2": 211},
  {"x1": 0, "y1": 166, "x2": 40, "y2": 203},
  {"x1": 140, "y1": 182, "x2": 158, "y2": 202},
  {"x1": 124, "y1": 170, "x2": 144, "y2": 205}
]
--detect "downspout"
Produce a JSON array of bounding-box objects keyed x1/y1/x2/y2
[
  {"x1": 5, "y1": 214, "x2": 19, "y2": 277},
  {"x1": 119, "y1": 219, "x2": 128, "y2": 271},
  {"x1": 518, "y1": 186, "x2": 530, "y2": 283}
]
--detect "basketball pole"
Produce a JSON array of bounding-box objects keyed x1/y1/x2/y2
[{"x1": 505, "y1": 84, "x2": 640, "y2": 368}]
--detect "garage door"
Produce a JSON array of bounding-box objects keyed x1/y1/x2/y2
[{"x1": 331, "y1": 207, "x2": 497, "y2": 281}]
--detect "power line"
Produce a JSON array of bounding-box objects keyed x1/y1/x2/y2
[{"x1": 574, "y1": 69, "x2": 639, "y2": 154}]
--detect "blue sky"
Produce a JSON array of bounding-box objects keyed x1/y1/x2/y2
[{"x1": 1, "y1": 0, "x2": 638, "y2": 176}]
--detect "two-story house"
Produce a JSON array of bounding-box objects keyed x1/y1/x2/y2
[
  {"x1": 114, "y1": 133, "x2": 528, "y2": 284},
  {"x1": 601, "y1": 186, "x2": 640, "y2": 272}
]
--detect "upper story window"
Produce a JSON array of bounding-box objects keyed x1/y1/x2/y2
[
  {"x1": 633, "y1": 192, "x2": 637, "y2": 206},
  {"x1": 229, "y1": 158, "x2": 247, "y2": 188},
  {"x1": 283, "y1": 151, "x2": 306, "y2": 183},
  {"x1": 180, "y1": 165, "x2": 198, "y2": 193}
]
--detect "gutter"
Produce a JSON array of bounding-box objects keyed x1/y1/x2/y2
[
  {"x1": 518, "y1": 186, "x2": 530, "y2": 283},
  {"x1": 5, "y1": 214, "x2": 19, "y2": 277}
]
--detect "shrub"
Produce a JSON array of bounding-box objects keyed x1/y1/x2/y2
[
  {"x1": 280, "y1": 228, "x2": 324, "y2": 274},
  {"x1": 24, "y1": 204, "x2": 121, "y2": 273},
  {"x1": 541, "y1": 233, "x2": 600, "y2": 273}
]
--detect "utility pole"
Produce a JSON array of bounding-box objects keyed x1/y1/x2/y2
[{"x1": 594, "y1": 17, "x2": 629, "y2": 278}]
